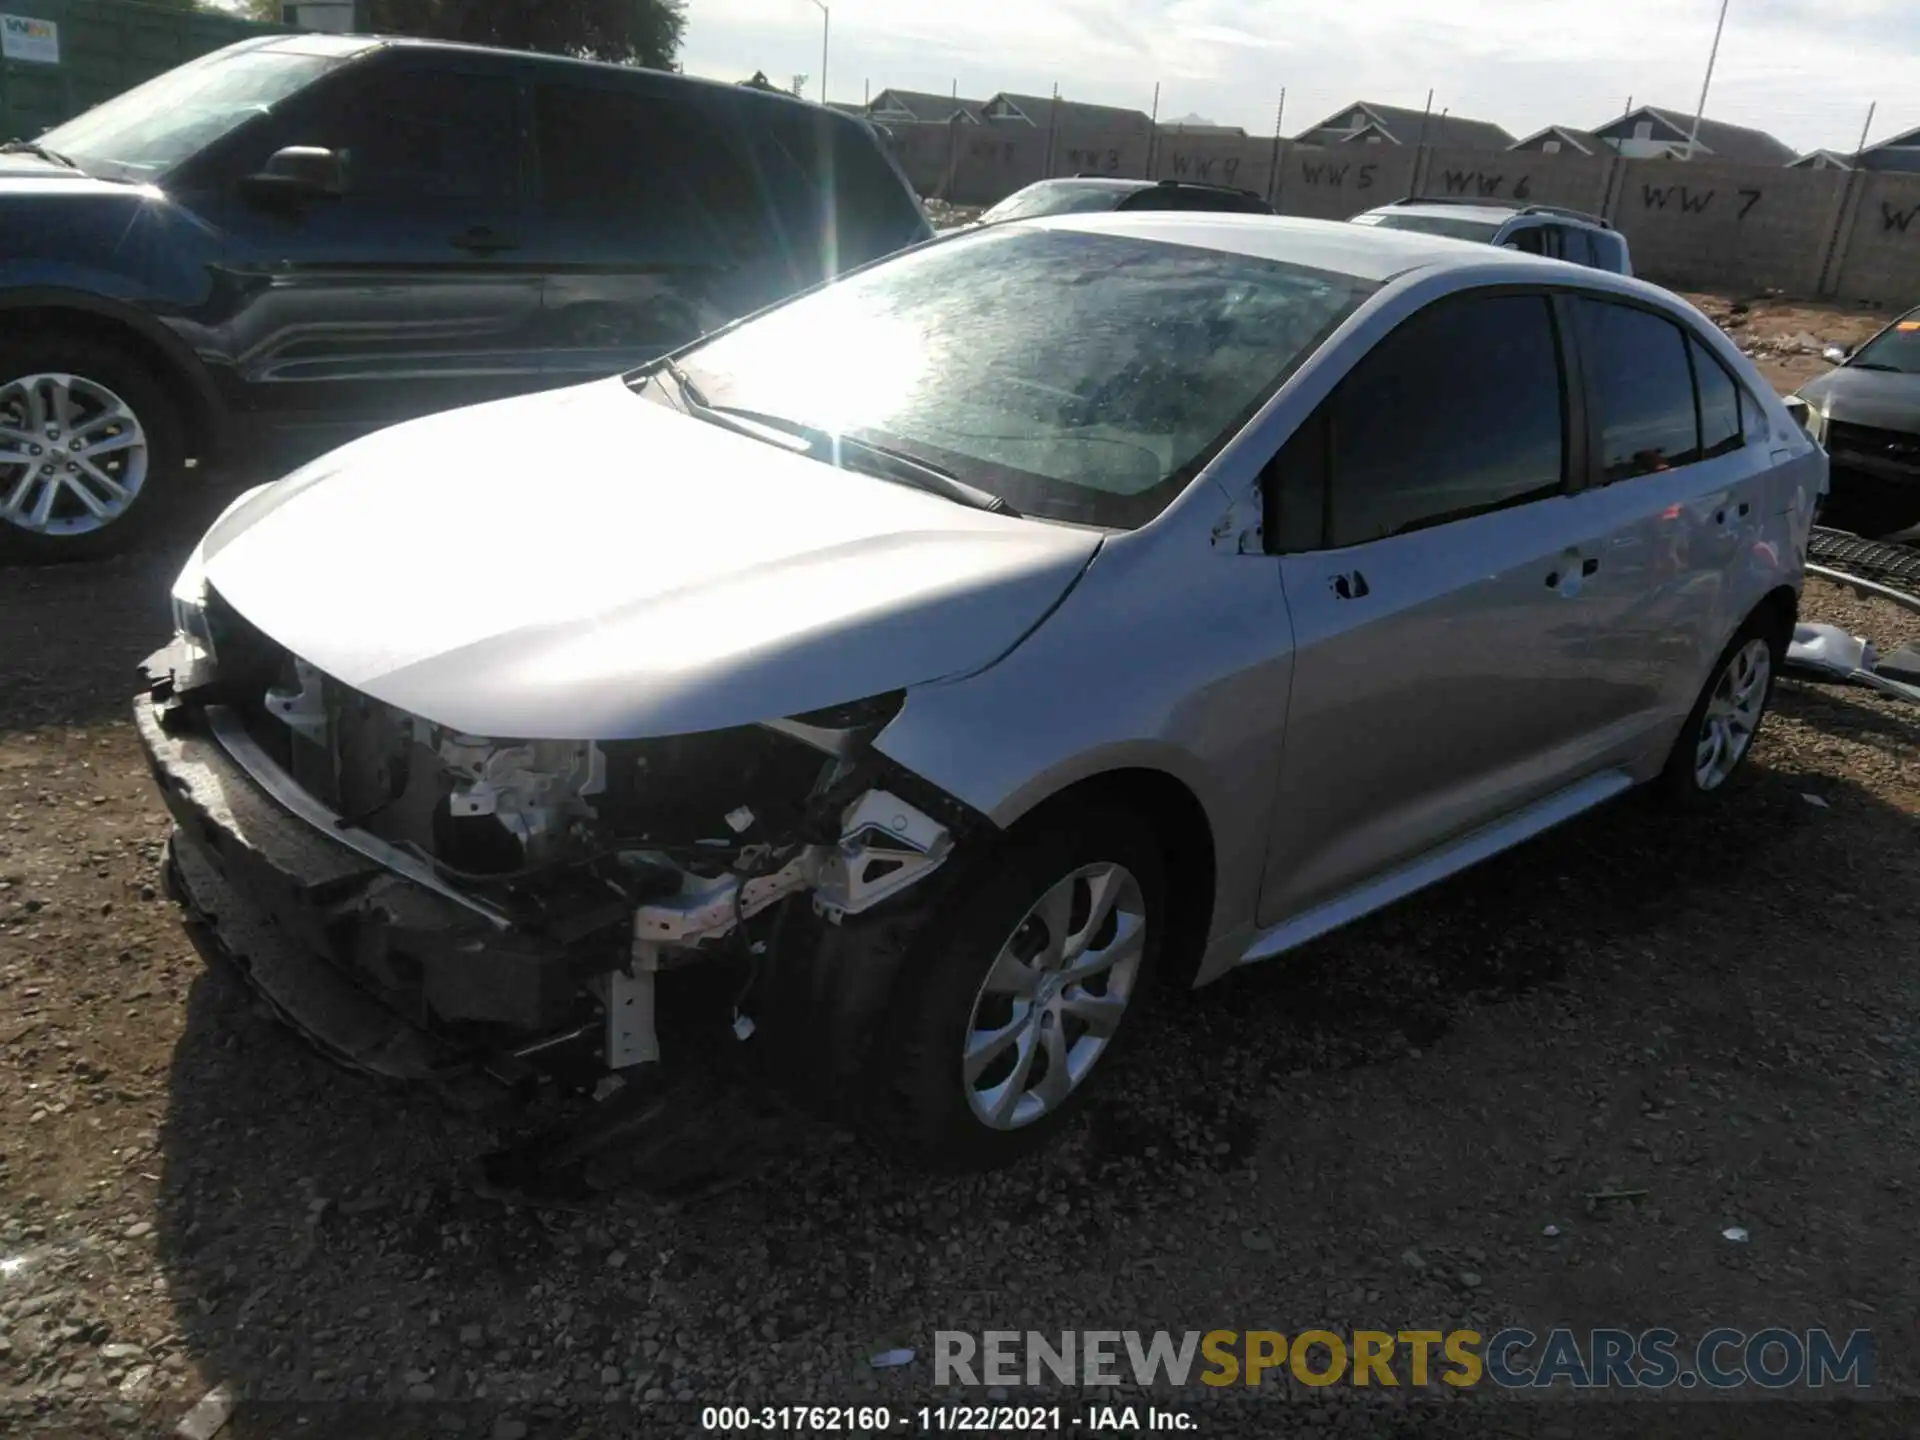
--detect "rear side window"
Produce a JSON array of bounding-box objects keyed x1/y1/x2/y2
[
  {"x1": 536, "y1": 84, "x2": 768, "y2": 255},
  {"x1": 1318, "y1": 293, "x2": 1566, "y2": 546},
  {"x1": 1691, "y1": 336, "x2": 1744, "y2": 458},
  {"x1": 1563, "y1": 227, "x2": 1599, "y2": 268},
  {"x1": 1575, "y1": 298, "x2": 1701, "y2": 481}
]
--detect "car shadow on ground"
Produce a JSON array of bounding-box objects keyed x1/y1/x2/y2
[
  {"x1": 145, "y1": 737, "x2": 1920, "y2": 1429},
  {"x1": 0, "y1": 468, "x2": 258, "y2": 731}
]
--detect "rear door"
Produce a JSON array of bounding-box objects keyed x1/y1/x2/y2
[
  {"x1": 183, "y1": 51, "x2": 544, "y2": 447},
  {"x1": 1258, "y1": 289, "x2": 1625, "y2": 924},
  {"x1": 1567, "y1": 294, "x2": 1776, "y2": 733},
  {"x1": 528, "y1": 79, "x2": 798, "y2": 386}
]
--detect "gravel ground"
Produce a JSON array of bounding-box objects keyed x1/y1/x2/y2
[{"x1": 5, "y1": 362, "x2": 1920, "y2": 1439}]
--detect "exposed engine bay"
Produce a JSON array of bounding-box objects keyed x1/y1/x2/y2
[{"x1": 142, "y1": 580, "x2": 977, "y2": 1132}]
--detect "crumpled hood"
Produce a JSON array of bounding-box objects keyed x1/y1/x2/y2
[
  {"x1": 1798, "y1": 367, "x2": 1920, "y2": 433},
  {"x1": 198, "y1": 378, "x2": 1102, "y2": 740}
]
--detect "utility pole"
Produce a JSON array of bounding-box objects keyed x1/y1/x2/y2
[
  {"x1": 1146, "y1": 80, "x2": 1160, "y2": 176},
  {"x1": 1854, "y1": 101, "x2": 1876, "y2": 161},
  {"x1": 807, "y1": 0, "x2": 829, "y2": 105},
  {"x1": 1686, "y1": 0, "x2": 1732, "y2": 159}
]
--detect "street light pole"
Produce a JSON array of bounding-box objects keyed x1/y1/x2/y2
[
  {"x1": 808, "y1": 0, "x2": 829, "y2": 105},
  {"x1": 1686, "y1": 0, "x2": 1731, "y2": 159}
]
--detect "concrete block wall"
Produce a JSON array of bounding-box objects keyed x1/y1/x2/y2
[
  {"x1": 879, "y1": 120, "x2": 1920, "y2": 306},
  {"x1": 1604, "y1": 159, "x2": 1850, "y2": 296},
  {"x1": 1827, "y1": 172, "x2": 1920, "y2": 305}
]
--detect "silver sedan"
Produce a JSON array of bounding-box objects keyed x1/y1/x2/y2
[{"x1": 139, "y1": 212, "x2": 1824, "y2": 1174}]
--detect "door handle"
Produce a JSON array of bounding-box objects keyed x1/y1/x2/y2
[
  {"x1": 1329, "y1": 570, "x2": 1370, "y2": 600},
  {"x1": 451, "y1": 227, "x2": 518, "y2": 254}
]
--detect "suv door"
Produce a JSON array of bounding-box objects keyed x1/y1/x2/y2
[
  {"x1": 1567, "y1": 294, "x2": 1775, "y2": 740},
  {"x1": 530, "y1": 79, "x2": 797, "y2": 386},
  {"x1": 1257, "y1": 289, "x2": 1626, "y2": 924},
  {"x1": 177, "y1": 52, "x2": 543, "y2": 449}
]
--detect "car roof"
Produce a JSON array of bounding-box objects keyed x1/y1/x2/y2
[
  {"x1": 1026, "y1": 211, "x2": 1563, "y2": 282},
  {"x1": 1363, "y1": 201, "x2": 1520, "y2": 225},
  {"x1": 1021, "y1": 177, "x2": 1154, "y2": 192},
  {"x1": 254, "y1": 32, "x2": 868, "y2": 126}
]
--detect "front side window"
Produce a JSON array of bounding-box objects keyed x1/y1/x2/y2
[
  {"x1": 319, "y1": 68, "x2": 519, "y2": 202},
  {"x1": 37, "y1": 42, "x2": 349, "y2": 182},
  {"x1": 1575, "y1": 298, "x2": 1701, "y2": 481},
  {"x1": 663, "y1": 227, "x2": 1375, "y2": 528},
  {"x1": 1317, "y1": 292, "x2": 1566, "y2": 546}
]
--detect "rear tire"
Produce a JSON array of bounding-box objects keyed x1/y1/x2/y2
[
  {"x1": 864, "y1": 805, "x2": 1165, "y2": 1171},
  {"x1": 0, "y1": 336, "x2": 186, "y2": 563},
  {"x1": 1656, "y1": 608, "x2": 1786, "y2": 806}
]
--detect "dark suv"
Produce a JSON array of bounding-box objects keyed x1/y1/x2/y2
[{"x1": 0, "y1": 34, "x2": 931, "y2": 559}]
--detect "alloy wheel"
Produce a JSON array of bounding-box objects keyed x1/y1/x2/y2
[
  {"x1": 0, "y1": 372, "x2": 151, "y2": 537},
  {"x1": 1694, "y1": 637, "x2": 1772, "y2": 791},
  {"x1": 962, "y1": 862, "x2": 1147, "y2": 1130}
]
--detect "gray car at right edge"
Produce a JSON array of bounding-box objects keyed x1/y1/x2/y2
[{"x1": 139, "y1": 214, "x2": 1823, "y2": 1176}]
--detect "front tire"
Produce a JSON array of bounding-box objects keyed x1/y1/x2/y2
[
  {"x1": 1657, "y1": 610, "x2": 1785, "y2": 805},
  {"x1": 0, "y1": 337, "x2": 185, "y2": 562},
  {"x1": 867, "y1": 806, "x2": 1165, "y2": 1170}
]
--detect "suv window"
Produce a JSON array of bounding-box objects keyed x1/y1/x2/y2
[
  {"x1": 1281, "y1": 293, "x2": 1566, "y2": 549},
  {"x1": 535, "y1": 83, "x2": 767, "y2": 253},
  {"x1": 305, "y1": 67, "x2": 518, "y2": 202},
  {"x1": 1560, "y1": 227, "x2": 1598, "y2": 267},
  {"x1": 1575, "y1": 297, "x2": 1702, "y2": 481}
]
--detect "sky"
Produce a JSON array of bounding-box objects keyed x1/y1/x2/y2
[{"x1": 679, "y1": 0, "x2": 1920, "y2": 155}]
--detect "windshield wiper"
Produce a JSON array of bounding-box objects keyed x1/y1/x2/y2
[
  {"x1": 659, "y1": 383, "x2": 1020, "y2": 518},
  {"x1": 0, "y1": 139, "x2": 77, "y2": 169}
]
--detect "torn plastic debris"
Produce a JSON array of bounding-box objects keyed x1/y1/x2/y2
[
  {"x1": 1721, "y1": 1226, "x2": 1750, "y2": 1244},
  {"x1": 869, "y1": 1347, "x2": 916, "y2": 1369},
  {"x1": 1784, "y1": 622, "x2": 1920, "y2": 706}
]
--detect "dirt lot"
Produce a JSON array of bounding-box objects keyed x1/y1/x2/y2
[{"x1": 5, "y1": 305, "x2": 1920, "y2": 1439}]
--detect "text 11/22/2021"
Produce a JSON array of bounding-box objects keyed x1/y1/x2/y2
[{"x1": 700, "y1": 1404, "x2": 1199, "y2": 1431}]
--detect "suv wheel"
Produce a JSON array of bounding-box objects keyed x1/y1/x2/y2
[
  {"x1": 0, "y1": 337, "x2": 184, "y2": 562},
  {"x1": 1658, "y1": 611, "x2": 1784, "y2": 804},
  {"x1": 869, "y1": 806, "x2": 1164, "y2": 1170}
]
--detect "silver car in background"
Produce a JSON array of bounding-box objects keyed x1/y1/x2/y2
[{"x1": 138, "y1": 214, "x2": 1822, "y2": 1176}]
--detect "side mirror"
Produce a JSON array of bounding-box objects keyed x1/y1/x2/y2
[
  {"x1": 239, "y1": 146, "x2": 344, "y2": 207},
  {"x1": 1821, "y1": 344, "x2": 1851, "y2": 364}
]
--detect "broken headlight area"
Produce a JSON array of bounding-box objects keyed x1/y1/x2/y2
[{"x1": 140, "y1": 588, "x2": 978, "y2": 1108}]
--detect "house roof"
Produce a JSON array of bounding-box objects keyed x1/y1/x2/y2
[
  {"x1": 1508, "y1": 124, "x2": 1605, "y2": 155},
  {"x1": 1592, "y1": 106, "x2": 1796, "y2": 165},
  {"x1": 1862, "y1": 123, "x2": 1920, "y2": 154},
  {"x1": 981, "y1": 92, "x2": 1155, "y2": 132},
  {"x1": 867, "y1": 88, "x2": 987, "y2": 124},
  {"x1": 1293, "y1": 101, "x2": 1515, "y2": 152},
  {"x1": 1788, "y1": 149, "x2": 1853, "y2": 169},
  {"x1": 1159, "y1": 122, "x2": 1248, "y2": 136}
]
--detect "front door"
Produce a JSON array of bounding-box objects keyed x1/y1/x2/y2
[
  {"x1": 1258, "y1": 290, "x2": 1622, "y2": 924},
  {"x1": 181, "y1": 54, "x2": 546, "y2": 453}
]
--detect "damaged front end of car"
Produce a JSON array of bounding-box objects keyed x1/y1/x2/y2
[{"x1": 139, "y1": 563, "x2": 983, "y2": 1183}]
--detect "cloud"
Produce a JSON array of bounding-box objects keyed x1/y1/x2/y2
[{"x1": 680, "y1": 0, "x2": 1920, "y2": 152}]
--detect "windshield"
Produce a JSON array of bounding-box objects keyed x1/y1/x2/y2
[
  {"x1": 36, "y1": 43, "x2": 346, "y2": 182},
  {"x1": 1367, "y1": 212, "x2": 1503, "y2": 243},
  {"x1": 662, "y1": 226, "x2": 1376, "y2": 528},
  {"x1": 1850, "y1": 315, "x2": 1920, "y2": 375},
  {"x1": 980, "y1": 181, "x2": 1138, "y2": 224}
]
